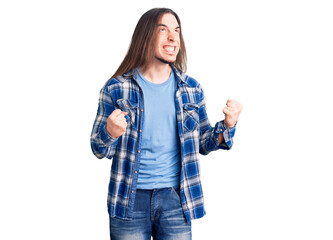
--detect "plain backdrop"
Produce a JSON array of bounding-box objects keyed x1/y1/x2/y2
[{"x1": 1, "y1": 0, "x2": 332, "y2": 239}]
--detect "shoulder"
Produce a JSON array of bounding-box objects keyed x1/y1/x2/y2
[
  {"x1": 173, "y1": 67, "x2": 206, "y2": 104},
  {"x1": 184, "y1": 75, "x2": 201, "y2": 89},
  {"x1": 102, "y1": 69, "x2": 138, "y2": 92},
  {"x1": 172, "y1": 65, "x2": 202, "y2": 90}
]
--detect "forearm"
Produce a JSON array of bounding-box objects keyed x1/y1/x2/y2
[
  {"x1": 217, "y1": 121, "x2": 236, "y2": 145},
  {"x1": 90, "y1": 85, "x2": 119, "y2": 159},
  {"x1": 91, "y1": 124, "x2": 119, "y2": 159},
  {"x1": 218, "y1": 133, "x2": 224, "y2": 145}
]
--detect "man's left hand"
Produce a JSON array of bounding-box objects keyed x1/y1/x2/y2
[{"x1": 223, "y1": 99, "x2": 243, "y2": 128}]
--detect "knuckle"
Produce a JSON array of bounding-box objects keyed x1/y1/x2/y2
[{"x1": 113, "y1": 109, "x2": 121, "y2": 114}]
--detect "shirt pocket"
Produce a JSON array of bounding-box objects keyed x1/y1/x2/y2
[
  {"x1": 182, "y1": 103, "x2": 200, "y2": 132},
  {"x1": 116, "y1": 99, "x2": 139, "y2": 130}
]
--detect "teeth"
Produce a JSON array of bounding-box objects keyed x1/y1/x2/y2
[{"x1": 164, "y1": 46, "x2": 175, "y2": 51}]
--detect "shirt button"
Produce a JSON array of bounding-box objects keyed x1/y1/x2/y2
[
  {"x1": 132, "y1": 190, "x2": 134, "y2": 193},
  {"x1": 138, "y1": 150, "x2": 140, "y2": 153},
  {"x1": 141, "y1": 109, "x2": 144, "y2": 112},
  {"x1": 125, "y1": 104, "x2": 128, "y2": 107},
  {"x1": 135, "y1": 171, "x2": 138, "y2": 174},
  {"x1": 140, "y1": 130, "x2": 142, "y2": 132}
]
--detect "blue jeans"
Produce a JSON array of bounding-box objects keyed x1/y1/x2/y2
[{"x1": 109, "y1": 186, "x2": 192, "y2": 240}]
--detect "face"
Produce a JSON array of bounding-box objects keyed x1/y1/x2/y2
[{"x1": 154, "y1": 13, "x2": 181, "y2": 64}]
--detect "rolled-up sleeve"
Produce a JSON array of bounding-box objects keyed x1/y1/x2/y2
[{"x1": 197, "y1": 85, "x2": 237, "y2": 155}]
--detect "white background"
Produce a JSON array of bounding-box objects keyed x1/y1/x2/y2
[{"x1": 1, "y1": 0, "x2": 332, "y2": 239}]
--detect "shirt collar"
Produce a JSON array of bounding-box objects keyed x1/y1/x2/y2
[{"x1": 118, "y1": 65, "x2": 187, "y2": 86}]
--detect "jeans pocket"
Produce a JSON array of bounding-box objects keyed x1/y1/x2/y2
[{"x1": 171, "y1": 186, "x2": 181, "y2": 201}]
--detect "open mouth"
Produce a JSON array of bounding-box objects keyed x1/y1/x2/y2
[{"x1": 163, "y1": 45, "x2": 176, "y2": 54}]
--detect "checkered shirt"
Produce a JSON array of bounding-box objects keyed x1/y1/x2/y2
[{"x1": 90, "y1": 65, "x2": 236, "y2": 222}]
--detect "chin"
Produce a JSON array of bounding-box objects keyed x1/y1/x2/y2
[
  {"x1": 165, "y1": 56, "x2": 178, "y2": 62},
  {"x1": 156, "y1": 56, "x2": 177, "y2": 65}
]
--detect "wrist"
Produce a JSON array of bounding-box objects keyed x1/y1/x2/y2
[
  {"x1": 224, "y1": 120, "x2": 237, "y2": 129},
  {"x1": 106, "y1": 125, "x2": 117, "y2": 139}
]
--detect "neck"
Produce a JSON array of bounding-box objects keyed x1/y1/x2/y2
[{"x1": 140, "y1": 60, "x2": 172, "y2": 84}]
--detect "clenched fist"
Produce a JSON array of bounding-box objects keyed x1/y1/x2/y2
[
  {"x1": 223, "y1": 99, "x2": 243, "y2": 128},
  {"x1": 106, "y1": 109, "x2": 128, "y2": 138}
]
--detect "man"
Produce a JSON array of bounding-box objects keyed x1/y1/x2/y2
[{"x1": 91, "y1": 8, "x2": 242, "y2": 240}]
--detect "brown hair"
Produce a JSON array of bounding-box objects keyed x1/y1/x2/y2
[{"x1": 112, "y1": 8, "x2": 187, "y2": 78}]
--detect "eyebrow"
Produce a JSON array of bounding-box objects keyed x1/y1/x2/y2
[{"x1": 157, "y1": 24, "x2": 180, "y2": 29}]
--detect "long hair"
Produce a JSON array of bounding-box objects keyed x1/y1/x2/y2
[{"x1": 112, "y1": 8, "x2": 187, "y2": 78}]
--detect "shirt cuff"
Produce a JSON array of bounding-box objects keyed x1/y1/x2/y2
[
  {"x1": 100, "y1": 125, "x2": 119, "y2": 147},
  {"x1": 214, "y1": 120, "x2": 237, "y2": 149}
]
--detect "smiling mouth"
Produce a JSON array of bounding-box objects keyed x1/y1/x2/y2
[{"x1": 163, "y1": 46, "x2": 176, "y2": 54}]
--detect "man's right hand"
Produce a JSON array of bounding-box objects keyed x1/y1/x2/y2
[{"x1": 106, "y1": 109, "x2": 128, "y2": 138}]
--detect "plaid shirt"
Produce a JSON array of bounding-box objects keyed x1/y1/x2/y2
[{"x1": 90, "y1": 66, "x2": 236, "y2": 222}]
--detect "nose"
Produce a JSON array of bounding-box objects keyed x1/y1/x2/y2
[{"x1": 168, "y1": 31, "x2": 175, "y2": 42}]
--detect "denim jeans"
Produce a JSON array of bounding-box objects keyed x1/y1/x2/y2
[{"x1": 109, "y1": 186, "x2": 192, "y2": 240}]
